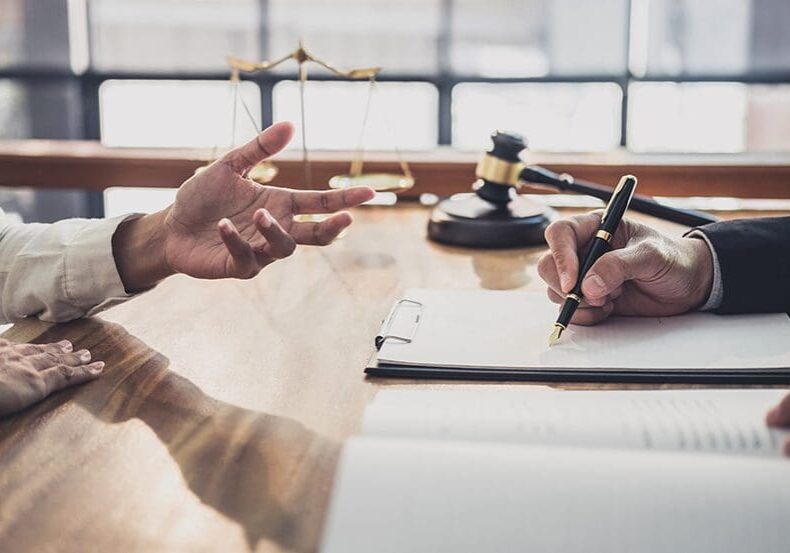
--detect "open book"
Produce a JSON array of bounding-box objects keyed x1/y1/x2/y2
[
  {"x1": 368, "y1": 289, "x2": 790, "y2": 382},
  {"x1": 321, "y1": 388, "x2": 790, "y2": 553}
]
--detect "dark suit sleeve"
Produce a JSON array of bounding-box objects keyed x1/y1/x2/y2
[{"x1": 693, "y1": 216, "x2": 790, "y2": 314}]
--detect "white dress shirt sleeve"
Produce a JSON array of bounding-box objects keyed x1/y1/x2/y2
[
  {"x1": 0, "y1": 210, "x2": 143, "y2": 323},
  {"x1": 685, "y1": 229, "x2": 724, "y2": 311}
]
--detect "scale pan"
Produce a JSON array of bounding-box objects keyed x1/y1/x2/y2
[
  {"x1": 248, "y1": 161, "x2": 279, "y2": 184},
  {"x1": 329, "y1": 173, "x2": 414, "y2": 193}
]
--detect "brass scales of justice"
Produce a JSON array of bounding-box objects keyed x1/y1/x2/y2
[
  {"x1": 221, "y1": 41, "x2": 415, "y2": 196},
  {"x1": 221, "y1": 42, "x2": 556, "y2": 248}
]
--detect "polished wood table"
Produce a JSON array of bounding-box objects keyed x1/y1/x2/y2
[{"x1": 0, "y1": 204, "x2": 786, "y2": 552}]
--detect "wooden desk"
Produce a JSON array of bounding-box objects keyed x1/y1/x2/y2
[{"x1": 0, "y1": 205, "x2": 786, "y2": 552}]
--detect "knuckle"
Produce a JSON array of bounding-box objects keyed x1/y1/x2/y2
[
  {"x1": 23, "y1": 367, "x2": 40, "y2": 382},
  {"x1": 544, "y1": 220, "x2": 566, "y2": 242},
  {"x1": 635, "y1": 237, "x2": 664, "y2": 258},
  {"x1": 29, "y1": 376, "x2": 47, "y2": 396},
  {"x1": 536, "y1": 253, "x2": 553, "y2": 278},
  {"x1": 312, "y1": 224, "x2": 325, "y2": 245},
  {"x1": 552, "y1": 251, "x2": 568, "y2": 271},
  {"x1": 20, "y1": 369, "x2": 46, "y2": 394},
  {"x1": 602, "y1": 258, "x2": 628, "y2": 285},
  {"x1": 12, "y1": 343, "x2": 36, "y2": 354},
  {"x1": 57, "y1": 364, "x2": 75, "y2": 381}
]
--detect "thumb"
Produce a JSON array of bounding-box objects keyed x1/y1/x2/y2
[
  {"x1": 581, "y1": 241, "x2": 663, "y2": 299},
  {"x1": 221, "y1": 121, "x2": 294, "y2": 175}
]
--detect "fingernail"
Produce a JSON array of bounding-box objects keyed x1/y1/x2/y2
[
  {"x1": 78, "y1": 350, "x2": 91, "y2": 362},
  {"x1": 89, "y1": 361, "x2": 105, "y2": 375},
  {"x1": 58, "y1": 340, "x2": 73, "y2": 352},
  {"x1": 584, "y1": 274, "x2": 606, "y2": 295},
  {"x1": 259, "y1": 210, "x2": 272, "y2": 228},
  {"x1": 219, "y1": 218, "x2": 231, "y2": 231}
]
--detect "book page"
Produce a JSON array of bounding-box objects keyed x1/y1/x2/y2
[
  {"x1": 321, "y1": 437, "x2": 790, "y2": 553},
  {"x1": 363, "y1": 389, "x2": 790, "y2": 457},
  {"x1": 376, "y1": 289, "x2": 790, "y2": 371}
]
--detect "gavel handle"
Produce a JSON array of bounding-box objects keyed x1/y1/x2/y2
[{"x1": 520, "y1": 166, "x2": 718, "y2": 227}]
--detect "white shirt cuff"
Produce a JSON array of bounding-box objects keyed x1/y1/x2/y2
[
  {"x1": 64, "y1": 213, "x2": 143, "y2": 318},
  {"x1": 686, "y1": 230, "x2": 723, "y2": 311}
]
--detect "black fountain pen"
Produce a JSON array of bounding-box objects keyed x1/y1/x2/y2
[{"x1": 549, "y1": 175, "x2": 637, "y2": 346}]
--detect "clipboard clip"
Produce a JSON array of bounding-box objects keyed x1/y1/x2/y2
[{"x1": 375, "y1": 298, "x2": 423, "y2": 350}]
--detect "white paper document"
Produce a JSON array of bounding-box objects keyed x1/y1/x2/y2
[
  {"x1": 363, "y1": 388, "x2": 789, "y2": 456},
  {"x1": 321, "y1": 388, "x2": 790, "y2": 553},
  {"x1": 376, "y1": 289, "x2": 790, "y2": 372}
]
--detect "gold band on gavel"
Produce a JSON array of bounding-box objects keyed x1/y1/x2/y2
[
  {"x1": 475, "y1": 154, "x2": 524, "y2": 187},
  {"x1": 595, "y1": 230, "x2": 613, "y2": 242}
]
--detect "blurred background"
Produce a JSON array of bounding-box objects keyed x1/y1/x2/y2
[{"x1": 2, "y1": 0, "x2": 790, "y2": 221}]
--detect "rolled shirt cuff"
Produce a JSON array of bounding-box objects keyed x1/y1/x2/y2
[
  {"x1": 684, "y1": 229, "x2": 723, "y2": 311},
  {"x1": 63, "y1": 213, "x2": 144, "y2": 318}
]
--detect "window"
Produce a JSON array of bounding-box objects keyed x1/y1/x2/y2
[
  {"x1": 450, "y1": 0, "x2": 629, "y2": 77},
  {"x1": 273, "y1": 81, "x2": 438, "y2": 150},
  {"x1": 100, "y1": 80, "x2": 262, "y2": 148},
  {"x1": 269, "y1": 0, "x2": 442, "y2": 75},
  {"x1": 453, "y1": 83, "x2": 622, "y2": 151},
  {"x1": 89, "y1": 0, "x2": 261, "y2": 71},
  {"x1": 629, "y1": 83, "x2": 790, "y2": 153},
  {"x1": 4, "y1": 0, "x2": 790, "y2": 219}
]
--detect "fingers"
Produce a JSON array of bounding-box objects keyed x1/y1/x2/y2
[
  {"x1": 12, "y1": 340, "x2": 73, "y2": 355},
  {"x1": 537, "y1": 252, "x2": 563, "y2": 297},
  {"x1": 288, "y1": 187, "x2": 375, "y2": 215},
  {"x1": 539, "y1": 252, "x2": 616, "y2": 308},
  {"x1": 567, "y1": 303, "x2": 615, "y2": 325},
  {"x1": 546, "y1": 288, "x2": 616, "y2": 325},
  {"x1": 766, "y1": 393, "x2": 790, "y2": 428},
  {"x1": 580, "y1": 239, "x2": 664, "y2": 302},
  {"x1": 220, "y1": 121, "x2": 295, "y2": 175},
  {"x1": 289, "y1": 212, "x2": 354, "y2": 246},
  {"x1": 218, "y1": 218, "x2": 257, "y2": 277},
  {"x1": 218, "y1": 211, "x2": 301, "y2": 278},
  {"x1": 40, "y1": 362, "x2": 105, "y2": 396},
  {"x1": 543, "y1": 212, "x2": 602, "y2": 293},
  {"x1": 218, "y1": 205, "x2": 355, "y2": 279},
  {"x1": 27, "y1": 349, "x2": 93, "y2": 371},
  {"x1": 252, "y1": 209, "x2": 296, "y2": 262}
]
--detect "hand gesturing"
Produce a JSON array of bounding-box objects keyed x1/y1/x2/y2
[{"x1": 163, "y1": 121, "x2": 375, "y2": 280}]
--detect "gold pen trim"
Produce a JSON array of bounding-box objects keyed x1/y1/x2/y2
[
  {"x1": 595, "y1": 230, "x2": 613, "y2": 242},
  {"x1": 565, "y1": 293, "x2": 581, "y2": 303},
  {"x1": 601, "y1": 174, "x2": 637, "y2": 225}
]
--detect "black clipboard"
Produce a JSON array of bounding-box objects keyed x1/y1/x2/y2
[{"x1": 367, "y1": 296, "x2": 790, "y2": 385}]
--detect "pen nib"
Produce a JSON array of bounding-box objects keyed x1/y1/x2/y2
[{"x1": 548, "y1": 325, "x2": 563, "y2": 347}]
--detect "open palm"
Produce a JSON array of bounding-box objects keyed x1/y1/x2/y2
[{"x1": 162, "y1": 122, "x2": 374, "y2": 280}]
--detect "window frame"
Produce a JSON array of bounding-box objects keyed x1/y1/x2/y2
[{"x1": 3, "y1": 0, "x2": 790, "y2": 216}]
